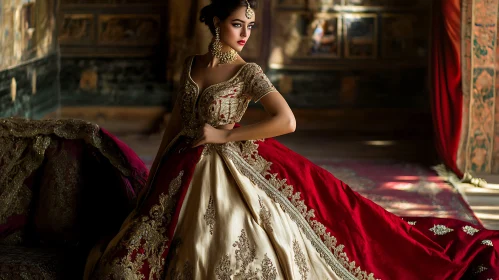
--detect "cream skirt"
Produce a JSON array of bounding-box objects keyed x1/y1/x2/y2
[{"x1": 165, "y1": 149, "x2": 341, "y2": 279}]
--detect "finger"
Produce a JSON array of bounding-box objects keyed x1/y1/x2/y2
[{"x1": 192, "y1": 138, "x2": 205, "y2": 148}]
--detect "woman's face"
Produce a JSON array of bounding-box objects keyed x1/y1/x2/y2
[{"x1": 216, "y1": 6, "x2": 256, "y2": 53}]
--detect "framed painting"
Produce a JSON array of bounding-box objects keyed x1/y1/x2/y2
[
  {"x1": 269, "y1": 11, "x2": 341, "y2": 67},
  {"x1": 381, "y1": 13, "x2": 429, "y2": 58},
  {"x1": 294, "y1": 12, "x2": 341, "y2": 58},
  {"x1": 58, "y1": 14, "x2": 95, "y2": 45},
  {"x1": 97, "y1": 14, "x2": 161, "y2": 46},
  {"x1": 343, "y1": 13, "x2": 377, "y2": 58}
]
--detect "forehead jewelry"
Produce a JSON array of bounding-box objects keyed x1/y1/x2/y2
[{"x1": 245, "y1": 0, "x2": 255, "y2": 19}]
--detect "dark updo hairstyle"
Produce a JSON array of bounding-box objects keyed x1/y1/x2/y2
[{"x1": 200, "y1": 0, "x2": 258, "y2": 36}]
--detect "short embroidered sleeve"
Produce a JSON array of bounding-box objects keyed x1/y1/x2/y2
[{"x1": 245, "y1": 63, "x2": 276, "y2": 102}]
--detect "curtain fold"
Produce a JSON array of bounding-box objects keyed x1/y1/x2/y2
[{"x1": 430, "y1": 0, "x2": 463, "y2": 177}]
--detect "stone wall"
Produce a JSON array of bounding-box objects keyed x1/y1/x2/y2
[{"x1": 60, "y1": 58, "x2": 171, "y2": 107}]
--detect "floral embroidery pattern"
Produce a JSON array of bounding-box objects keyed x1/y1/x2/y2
[
  {"x1": 259, "y1": 196, "x2": 273, "y2": 233},
  {"x1": 481, "y1": 239, "x2": 493, "y2": 247},
  {"x1": 215, "y1": 254, "x2": 232, "y2": 280},
  {"x1": 293, "y1": 240, "x2": 309, "y2": 280},
  {"x1": 220, "y1": 141, "x2": 375, "y2": 280},
  {"x1": 234, "y1": 229, "x2": 258, "y2": 278},
  {"x1": 429, "y1": 225, "x2": 454, "y2": 236},
  {"x1": 204, "y1": 195, "x2": 216, "y2": 235},
  {"x1": 180, "y1": 56, "x2": 275, "y2": 136},
  {"x1": 98, "y1": 170, "x2": 184, "y2": 280},
  {"x1": 215, "y1": 229, "x2": 278, "y2": 280},
  {"x1": 462, "y1": 225, "x2": 480, "y2": 236},
  {"x1": 407, "y1": 221, "x2": 417, "y2": 225},
  {"x1": 262, "y1": 254, "x2": 278, "y2": 280}
]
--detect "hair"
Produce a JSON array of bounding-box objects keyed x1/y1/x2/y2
[{"x1": 200, "y1": 0, "x2": 258, "y2": 36}]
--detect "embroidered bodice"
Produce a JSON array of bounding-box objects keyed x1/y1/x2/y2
[{"x1": 177, "y1": 55, "x2": 276, "y2": 137}]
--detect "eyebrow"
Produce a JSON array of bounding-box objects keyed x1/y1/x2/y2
[{"x1": 232, "y1": 19, "x2": 255, "y2": 24}]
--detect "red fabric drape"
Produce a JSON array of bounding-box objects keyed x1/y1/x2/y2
[{"x1": 430, "y1": 0, "x2": 464, "y2": 177}]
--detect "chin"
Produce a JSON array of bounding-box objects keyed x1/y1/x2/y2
[{"x1": 230, "y1": 44, "x2": 243, "y2": 52}]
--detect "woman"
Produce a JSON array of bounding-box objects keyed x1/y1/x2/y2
[{"x1": 85, "y1": 0, "x2": 498, "y2": 279}]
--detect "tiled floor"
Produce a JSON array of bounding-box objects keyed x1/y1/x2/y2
[{"x1": 454, "y1": 176, "x2": 499, "y2": 230}]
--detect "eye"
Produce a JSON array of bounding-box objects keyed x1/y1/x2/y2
[
  {"x1": 248, "y1": 25, "x2": 254, "y2": 29},
  {"x1": 233, "y1": 23, "x2": 242, "y2": 28}
]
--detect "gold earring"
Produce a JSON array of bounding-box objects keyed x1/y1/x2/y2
[{"x1": 209, "y1": 27, "x2": 237, "y2": 64}]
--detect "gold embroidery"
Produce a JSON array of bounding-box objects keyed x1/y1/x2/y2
[
  {"x1": 178, "y1": 56, "x2": 277, "y2": 139},
  {"x1": 246, "y1": 63, "x2": 277, "y2": 102},
  {"x1": 215, "y1": 254, "x2": 233, "y2": 280},
  {"x1": 97, "y1": 170, "x2": 184, "y2": 280},
  {"x1": 204, "y1": 195, "x2": 216, "y2": 235},
  {"x1": 215, "y1": 229, "x2": 278, "y2": 279},
  {"x1": 293, "y1": 240, "x2": 309, "y2": 280},
  {"x1": 473, "y1": 264, "x2": 488, "y2": 274},
  {"x1": 0, "y1": 135, "x2": 48, "y2": 245},
  {"x1": 173, "y1": 54, "x2": 372, "y2": 280},
  {"x1": 233, "y1": 229, "x2": 258, "y2": 278},
  {"x1": 35, "y1": 142, "x2": 82, "y2": 244},
  {"x1": 481, "y1": 239, "x2": 493, "y2": 246},
  {"x1": 261, "y1": 254, "x2": 278, "y2": 280},
  {"x1": 219, "y1": 142, "x2": 375, "y2": 280},
  {"x1": 462, "y1": 225, "x2": 479, "y2": 236},
  {"x1": 259, "y1": 196, "x2": 273, "y2": 233},
  {"x1": 1, "y1": 118, "x2": 145, "y2": 245},
  {"x1": 429, "y1": 225, "x2": 454, "y2": 236},
  {"x1": 407, "y1": 221, "x2": 417, "y2": 226}
]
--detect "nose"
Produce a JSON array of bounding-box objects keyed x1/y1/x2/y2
[{"x1": 241, "y1": 27, "x2": 248, "y2": 38}]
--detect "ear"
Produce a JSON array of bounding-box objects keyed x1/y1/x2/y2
[{"x1": 213, "y1": 16, "x2": 220, "y2": 28}]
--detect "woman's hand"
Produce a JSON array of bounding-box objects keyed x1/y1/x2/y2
[{"x1": 192, "y1": 124, "x2": 230, "y2": 147}]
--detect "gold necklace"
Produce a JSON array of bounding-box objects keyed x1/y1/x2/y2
[{"x1": 210, "y1": 27, "x2": 238, "y2": 64}]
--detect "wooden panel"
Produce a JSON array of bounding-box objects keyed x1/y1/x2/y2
[
  {"x1": 59, "y1": 0, "x2": 166, "y2": 58},
  {"x1": 58, "y1": 14, "x2": 95, "y2": 45},
  {"x1": 97, "y1": 14, "x2": 160, "y2": 46}
]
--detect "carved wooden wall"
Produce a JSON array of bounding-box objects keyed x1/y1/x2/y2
[{"x1": 58, "y1": 0, "x2": 167, "y2": 58}]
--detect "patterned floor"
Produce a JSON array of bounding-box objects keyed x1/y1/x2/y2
[{"x1": 315, "y1": 158, "x2": 479, "y2": 224}]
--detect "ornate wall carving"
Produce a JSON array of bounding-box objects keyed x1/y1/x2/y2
[
  {"x1": 58, "y1": 0, "x2": 166, "y2": 57},
  {"x1": 459, "y1": 0, "x2": 499, "y2": 174}
]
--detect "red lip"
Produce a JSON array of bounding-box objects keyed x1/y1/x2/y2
[{"x1": 237, "y1": 40, "x2": 246, "y2": 45}]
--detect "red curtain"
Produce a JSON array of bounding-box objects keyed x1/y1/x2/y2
[{"x1": 430, "y1": 0, "x2": 463, "y2": 177}]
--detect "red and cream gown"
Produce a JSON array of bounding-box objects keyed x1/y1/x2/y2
[{"x1": 85, "y1": 55, "x2": 498, "y2": 280}]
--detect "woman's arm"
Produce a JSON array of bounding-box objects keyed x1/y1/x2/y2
[
  {"x1": 146, "y1": 98, "x2": 183, "y2": 184},
  {"x1": 193, "y1": 91, "x2": 295, "y2": 147}
]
